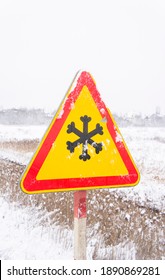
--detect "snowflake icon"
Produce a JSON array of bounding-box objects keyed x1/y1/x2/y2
[{"x1": 66, "y1": 115, "x2": 104, "y2": 161}]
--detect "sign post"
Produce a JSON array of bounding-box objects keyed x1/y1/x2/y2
[
  {"x1": 74, "y1": 190, "x2": 87, "y2": 260},
  {"x1": 20, "y1": 70, "x2": 140, "y2": 259}
]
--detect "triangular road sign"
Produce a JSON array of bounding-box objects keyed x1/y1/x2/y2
[{"x1": 20, "y1": 71, "x2": 140, "y2": 193}]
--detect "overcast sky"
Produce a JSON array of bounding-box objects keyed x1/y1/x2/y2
[{"x1": 0, "y1": 0, "x2": 165, "y2": 115}]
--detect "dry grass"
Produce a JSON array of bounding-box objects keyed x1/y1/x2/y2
[
  {"x1": 0, "y1": 139, "x2": 39, "y2": 152},
  {"x1": 0, "y1": 140, "x2": 164, "y2": 259}
]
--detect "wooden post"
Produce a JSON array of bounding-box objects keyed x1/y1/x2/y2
[{"x1": 74, "y1": 190, "x2": 87, "y2": 260}]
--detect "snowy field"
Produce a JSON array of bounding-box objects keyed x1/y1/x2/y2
[
  {"x1": 0, "y1": 197, "x2": 73, "y2": 259},
  {"x1": 0, "y1": 124, "x2": 164, "y2": 210},
  {"x1": 0, "y1": 124, "x2": 164, "y2": 259}
]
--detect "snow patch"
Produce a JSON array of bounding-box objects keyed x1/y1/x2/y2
[
  {"x1": 115, "y1": 131, "x2": 123, "y2": 143},
  {"x1": 57, "y1": 108, "x2": 64, "y2": 119},
  {"x1": 125, "y1": 213, "x2": 131, "y2": 221},
  {"x1": 0, "y1": 125, "x2": 47, "y2": 141},
  {"x1": 0, "y1": 149, "x2": 33, "y2": 165},
  {"x1": 0, "y1": 197, "x2": 73, "y2": 259},
  {"x1": 69, "y1": 102, "x2": 75, "y2": 110},
  {"x1": 100, "y1": 108, "x2": 106, "y2": 115}
]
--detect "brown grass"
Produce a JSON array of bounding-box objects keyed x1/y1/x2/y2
[{"x1": 0, "y1": 140, "x2": 164, "y2": 259}]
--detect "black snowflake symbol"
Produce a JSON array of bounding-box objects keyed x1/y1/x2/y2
[{"x1": 66, "y1": 115, "x2": 104, "y2": 161}]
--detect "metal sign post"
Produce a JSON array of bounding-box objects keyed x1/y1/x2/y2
[{"x1": 74, "y1": 190, "x2": 87, "y2": 260}]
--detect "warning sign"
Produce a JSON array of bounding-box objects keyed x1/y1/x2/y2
[{"x1": 20, "y1": 71, "x2": 140, "y2": 193}]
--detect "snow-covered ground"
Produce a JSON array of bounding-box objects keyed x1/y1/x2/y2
[
  {"x1": 0, "y1": 196, "x2": 137, "y2": 260},
  {"x1": 0, "y1": 124, "x2": 46, "y2": 164},
  {"x1": 0, "y1": 124, "x2": 46, "y2": 141},
  {"x1": 0, "y1": 124, "x2": 164, "y2": 210},
  {"x1": 118, "y1": 127, "x2": 165, "y2": 211},
  {"x1": 0, "y1": 197, "x2": 73, "y2": 259},
  {"x1": 0, "y1": 125, "x2": 164, "y2": 259}
]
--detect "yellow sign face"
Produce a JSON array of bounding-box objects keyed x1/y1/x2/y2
[
  {"x1": 37, "y1": 85, "x2": 128, "y2": 180},
  {"x1": 20, "y1": 71, "x2": 140, "y2": 193}
]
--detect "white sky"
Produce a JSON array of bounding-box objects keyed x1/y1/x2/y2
[{"x1": 0, "y1": 0, "x2": 165, "y2": 115}]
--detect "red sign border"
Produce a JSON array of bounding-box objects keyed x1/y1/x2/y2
[{"x1": 21, "y1": 71, "x2": 140, "y2": 193}]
